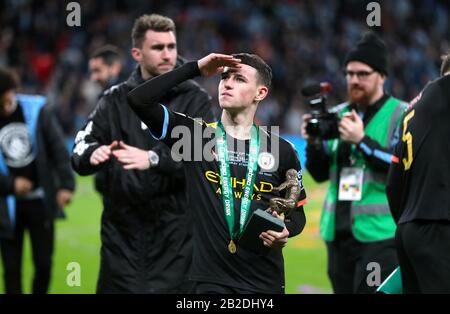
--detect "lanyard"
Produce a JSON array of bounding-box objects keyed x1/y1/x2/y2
[{"x1": 216, "y1": 122, "x2": 260, "y2": 254}]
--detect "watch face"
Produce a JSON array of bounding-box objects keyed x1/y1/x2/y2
[{"x1": 149, "y1": 151, "x2": 159, "y2": 166}]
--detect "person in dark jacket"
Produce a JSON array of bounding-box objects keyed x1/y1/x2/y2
[
  {"x1": 0, "y1": 67, "x2": 75, "y2": 294},
  {"x1": 88, "y1": 45, "x2": 124, "y2": 195},
  {"x1": 301, "y1": 32, "x2": 405, "y2": 293},
  {"x1": 386, "y1": 52, "x2": 450, "y2": 293},
  {"x1": 89, "y1": 45, "x2": 124, "y2": 91},
  {"x1": 72, "y1": 14, "x2": 214, "y2": 294}
]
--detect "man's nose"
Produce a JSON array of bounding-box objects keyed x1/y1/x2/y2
[
  {"x1": 223, "y1": 79, "x2": 233, "y2": 89},
  {"x1": 161, "y1": 47, "x2": 171, "y2": 59},
  {"x1": 348, "y1": 75, "x2": 360, "y2": 85}
]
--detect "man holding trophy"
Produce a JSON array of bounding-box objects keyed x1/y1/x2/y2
[{"x1": 127, "y1": 53, "x2": 307, "y2": 294}]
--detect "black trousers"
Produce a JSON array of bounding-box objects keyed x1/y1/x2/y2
[
  {"x1": 0, "y1": 199, "x2": 54, "y2": 294},
  {"x1": 396, "y1": 220, "x2": 450, "y2": 293},
  {"x1": 195, "y1": 282, "x2": 265, "y2": 294},
  {"x1": 326, "y1": 232, "x2": 398, "y2": 294}
]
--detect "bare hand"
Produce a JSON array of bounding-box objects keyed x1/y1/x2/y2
[
  {"x1": 301, "y1": 114, "x2": 313, "y2": 142},
  {"x1": 56, "y1": 189, "x2": 73, "y2": 208},
  {"x1": 259, "y1": 211, "x2": 289, "y2": 249},
  {"x1": 112, "y1": 141, "x2": 150, "y2": 170},
  {"x1": 197, "y1": 53, "x2": 241, "y2": 77},
  {"x1": 339, "y1": 110, "x2": 365, "y2": 144},
  {"x1": 89, "y1": 141, "x2": 118, "y2": 166},
  {"x1": 14, "y1": 177, "x2": 34, "y2": 195}
]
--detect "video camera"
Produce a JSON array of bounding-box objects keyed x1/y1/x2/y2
[{"x1": 301, "y1": 82, "x2": 340, "y2": 140}]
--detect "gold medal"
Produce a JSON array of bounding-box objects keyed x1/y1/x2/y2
[{"x1": 228, "y1": 240, "x2": 236, "y2": 254}]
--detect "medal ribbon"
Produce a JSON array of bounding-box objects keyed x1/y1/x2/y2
[{"x1": 216, "y1": 122, "x2": 260, "y2": 244}]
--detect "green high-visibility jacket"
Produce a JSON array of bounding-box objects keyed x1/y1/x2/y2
[{"x1": 320, "y1": 97, "x2": 406, "y2": 242}]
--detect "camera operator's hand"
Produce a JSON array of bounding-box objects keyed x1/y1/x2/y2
[
  {"x1": 339, "y1": 110, "x2": 365, "y2": 144},
  {"x1": 301, "y1": 114, "x2": 313, "y2": 143}
]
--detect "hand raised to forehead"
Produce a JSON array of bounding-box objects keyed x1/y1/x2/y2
[{"x1": 197, "y1": 53, "x2": 241, "y2": 77}]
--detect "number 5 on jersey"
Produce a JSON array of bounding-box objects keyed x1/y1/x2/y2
[{"x1": 402, "y1": 109, "x2": 415, "y2": 171}]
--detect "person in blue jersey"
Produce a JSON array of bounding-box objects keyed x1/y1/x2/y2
[{"x1": 0, "y1": 67, "x2": 75, "y2": 294}]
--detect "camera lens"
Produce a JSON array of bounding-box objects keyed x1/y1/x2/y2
[{"x1": 306, "y1": 119, "x2": 320, "y2": 137}]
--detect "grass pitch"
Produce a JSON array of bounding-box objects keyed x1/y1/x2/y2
[{"x1": 0, "y1": 174, "x2": 331, "y2": 294}]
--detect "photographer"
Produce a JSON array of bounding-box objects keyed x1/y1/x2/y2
[{"x1": 301, "y1": 32, "x2": 406, "y2": 293}]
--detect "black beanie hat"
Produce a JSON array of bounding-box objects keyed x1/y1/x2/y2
[{"x1": 344, "y1": 32, "x2": 388, "y2": 75}]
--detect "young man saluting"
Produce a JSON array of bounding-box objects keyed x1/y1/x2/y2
[{"x1": 127, "y1": 53, "x2": 307, "y2": 294}]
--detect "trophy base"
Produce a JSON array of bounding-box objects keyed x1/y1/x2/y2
[{"x1": 238, "y1": 209, "x2": 285, "y2": 255}]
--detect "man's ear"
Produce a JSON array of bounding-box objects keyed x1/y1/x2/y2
[
  {"x1": 378, "y1": 72, "x2": 386, "y2": 85},
  {"x1": 131, "y1": 48, "x2": 142, "y2": 63},
  {"x1": 112, "y1": 62, "x2": 122, "y2": 75},
  {"x1": 255, "y1": 86, "x2": 269, "y2": 102}
]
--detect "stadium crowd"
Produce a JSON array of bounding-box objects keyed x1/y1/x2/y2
[{"x1": 1, "y1": 0, "x2": 448, "y2": 137}]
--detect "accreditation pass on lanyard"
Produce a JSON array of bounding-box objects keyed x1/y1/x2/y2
[{"x1": 338, "y1": 167, "x2": 364, "y2": 201}]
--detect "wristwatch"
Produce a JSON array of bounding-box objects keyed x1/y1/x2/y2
[{"x1": 148, "y1": 150, "x2": 160, "y2": 167}]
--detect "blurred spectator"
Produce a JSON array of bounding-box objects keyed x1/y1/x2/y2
[
  {"x1": 88, "y1": 45, "x2": 124, "y2": 91},
  {"x1": 0, "y1": 0, "x2": 449, "y2": 135},
  {"x1": 0, "y1": 66, "x2": 75, "y2": 294}
]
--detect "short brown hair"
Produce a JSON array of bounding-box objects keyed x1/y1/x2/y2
[
  {"x1": 440, "y1": 51, "x2": 450, "y2": 76},
  {"x1": 232, "y1": 53, "x2": 272, "y2": 88},
  {"x1": 131, "y1": 14, "x2": 176, "y2": 48},
  {"x1": 89, "y1": 45, "x2": 123, "y2": 65},
  {"x1": 0, "y1": 67, "x2": 18, "y2": 96}
]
